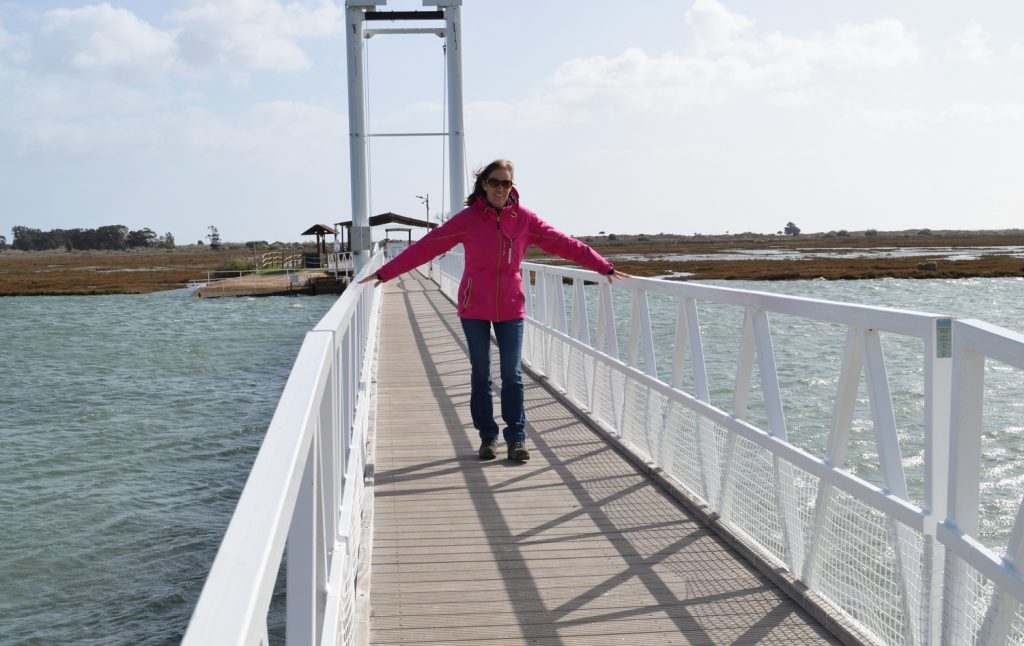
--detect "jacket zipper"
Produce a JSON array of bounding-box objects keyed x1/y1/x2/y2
[{"x1": 495, "y1": 209, "x2": 502, "y2": 321}]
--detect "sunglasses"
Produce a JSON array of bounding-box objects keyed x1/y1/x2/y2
[{"x1": 484, "y1": 178, "x2": 514, "y2": 189}]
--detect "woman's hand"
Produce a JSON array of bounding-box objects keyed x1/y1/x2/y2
[
  {"x1": 358, "y1": 273, "x2": 382, "y2": 287},
  {"x1": 607, "y1": 269, "x2": 632, "y2": 283}
]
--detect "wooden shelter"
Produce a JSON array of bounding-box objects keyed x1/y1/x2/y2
[
  {"x1": 334, "y1": 212, "x2": 437, "y2": 251},
  {"x1": 301, "y1": 224, "x2": 339, "y2": 257}
]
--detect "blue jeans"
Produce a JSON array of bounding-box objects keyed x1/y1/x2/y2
[{"x1": 460, "y1": 317, "x2": 525, "y2": 443}]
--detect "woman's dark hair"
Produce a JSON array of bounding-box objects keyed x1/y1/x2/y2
[{"x1": 464, "y1": 159, "x2": 515, "y2": 206}]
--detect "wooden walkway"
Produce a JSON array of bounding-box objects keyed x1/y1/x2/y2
[{"x1": 368, "y1": 271, "x2": 841, "y2": 645}]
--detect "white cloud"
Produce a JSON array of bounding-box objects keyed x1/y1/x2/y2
[
  {"x1": 685, "y1": 0, "x2": 756, "y2": 56},
  {"x1": 28, "y1": 1, "x2": 344, "y2": 80},
  {"x1": 180, "y1": 100, "x2": 345, "y2": 162},
  {"x1": 685, "y1": 1, "x2": 918, "y2": 70},
  {"x1": 765, "y1": 88, "x2": 829, "y2": 107},
  {"x1": 828, "y1": 20, "x2": 920, "y2": 69},
  {"x1": 0, "y1": 16, "x2": 29, "y2": 71},
  {"x1": 547, "y1": 48, "x2": 803, "y2": 112},
  {"x1": 946, "y1": 20, "x2": 993, "y2": 63},
  {"x1": 839, "y1": 102, "x2": 1024, "y2": 131},
  {"x1": 945, "y1": 102, "x2": 1024, "y2": 122},
  {"x1": 839, "y1": 106, "x2": 932, "y2": 131},
  {"x1": 533, "y1": 2, "x2": 919, "y2": 117},
  {"x1": 466, "y1": 96, "x2": 584, "y2": 129},
  {"x1": 36, "y1": 3, "x2": 178, "y2": 78},
  {"x1": 6, "y1": 76, "x2": 179, "y2": 158},
  {"x1": 1009, "y1": 43, "x2": 1024, "y2": 61},
  {"x1": 5, "y1": 77, "x2": 343, "y2": 161},
  {"x1": 169, "y1": 0, "x2": 343, "y2": 72}
]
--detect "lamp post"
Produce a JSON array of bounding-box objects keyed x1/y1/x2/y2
[{"x1": 415, "y1": 194, "x2": 430, "y2": 223}]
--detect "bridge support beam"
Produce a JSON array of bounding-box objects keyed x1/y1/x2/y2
[{"x1": 344, "y1": 1, "x2": 379, "y2": 273}]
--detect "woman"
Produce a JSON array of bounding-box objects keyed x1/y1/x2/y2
[{"x1": 360, "y1": 159, "x2": 623, "y2": 462}]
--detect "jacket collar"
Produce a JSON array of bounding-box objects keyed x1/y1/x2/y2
[{"x1": 474, "y1": 186, "x2": 520, "y2": 216}]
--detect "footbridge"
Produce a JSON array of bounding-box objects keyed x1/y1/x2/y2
[{"x1": 183, "y1": 250, "x2": 1024, "y2": 646}]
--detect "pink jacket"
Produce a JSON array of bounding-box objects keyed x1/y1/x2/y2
[{"x1": 375, "y1": 189, "x2": 614, "y2": 322}]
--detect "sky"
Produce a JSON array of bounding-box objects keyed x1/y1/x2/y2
[{"x1": 1, "y1": 1, "x2": 1023, "y2": 245}]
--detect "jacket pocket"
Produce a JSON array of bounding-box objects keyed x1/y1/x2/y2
[{"x1": 461, "y1": 277, "x2": 473, "y2": 311}]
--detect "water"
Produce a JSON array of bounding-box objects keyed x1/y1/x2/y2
[
  {"x1": 1, "y1": 278, "x2": 1022, "y2": 643},
  {"x1": 0, "y1": 290, "x2": 337, "y2": 645},
  {"x1": 609, "y1": 245, "x2": 1024, "y2": 263}
]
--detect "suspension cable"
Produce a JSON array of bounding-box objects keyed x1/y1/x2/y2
[{"x1": 441, "y1": 42, "x2": 448, "y2": 222}]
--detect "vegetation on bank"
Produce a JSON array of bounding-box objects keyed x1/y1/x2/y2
[
  {"x1": 5, "y1": 225, "x2": 177, "y2": 252},
  {"x1": 1, "y1": 228, "x2": 1023, "y2": 295},
  {"x1": 544, "y1": 228, "x2": 1024, "y2": 282},
  {"x1": 0, "y1": 223, "x2": 305, "y2": 254},
  {"x1": 0, "y1": 243, "x2": 316, "y2": 296}
]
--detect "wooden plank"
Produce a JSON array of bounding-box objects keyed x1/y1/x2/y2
[{"x1": 368, "y1": 273, "x2": 838, "y2": 645}]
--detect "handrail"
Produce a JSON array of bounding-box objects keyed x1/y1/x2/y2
[
  {"x1": 430, "y1": 252, "x2": 1024, "y2": 646},
  {"x1": 183, "y1": 249, "x2": 386, "y2": 646}
]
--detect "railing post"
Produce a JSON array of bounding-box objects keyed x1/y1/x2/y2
[
  {"x1": 286, "y1": 442, "x2": 317, "y2": 645},
  {"x1": 534, "y1": 268, "x2": 549, "y2": 377},
  {"x1": 923, "y1": 318, "x2": 952, "y2": 646},
  {"x1": 804, "y1": 327, "x2": 863, "y2": 586},
  {"x1": 863, "y1": 328, "x2": 918, "y2": 644},
  {"x1": 627, "y1": 289, "x2": 657, "y2": 377},
  {"x1": 572, "y1": 279, "x2": 594, "y2": 410},
  {"x1": 719, "y1": 309, "x2": 756, "y2": 520},
  {"x1": 524, "y1": 268, "x2": 536, "y2": 368},
  {"x1": 596, "y1": 281, "x2": 622, "y2": 430},
  {"x1": 320, "y1": 354, "x2": 341, "y2": 548},
  {"x1": 942, "y1": 325, "x2": 986, "y2": 645},
  {"x1": 553, "y1": 276, "x2": 569, "y2": 387},
  {"x1": 750, "y1": 309, "x2": 805, "y2": 574},
  {"x1": 675, "y1": 297, "x2": 715, "y2": 503}
]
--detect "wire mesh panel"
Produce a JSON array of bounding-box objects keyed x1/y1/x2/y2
[
  {"x1": 722, "y1": 431, "x2": 789, "y2": 560},
  {"x1": 813, "y1": 489, "x2": 927, "y2": 645},
  {"x1": 662, "y1": 396, "x2": 711, "y2": 503},
  {"x1": 945, "y1": 558, "x2": 996, "y2": 644}
]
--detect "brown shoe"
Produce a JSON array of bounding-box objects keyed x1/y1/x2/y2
[
  {"x1": 479, "y1": 438, "x2": 498, "y2": 460},
  {"x1": 507, "y1": 440, "x2": 530, "y2": 462}
]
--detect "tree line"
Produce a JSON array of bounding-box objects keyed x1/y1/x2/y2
[{"x1": 6, "y1": 226, "x2": 175, "y2": 252}]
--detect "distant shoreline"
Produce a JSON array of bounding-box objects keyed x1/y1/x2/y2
[
  {"x1": 2, "y1": 230, "x2": 1023, "y2": 295},
  {"x1": 570, "y1": 229, "x2": 1024, "y2": 282}
]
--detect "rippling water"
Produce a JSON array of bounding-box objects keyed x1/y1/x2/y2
[{"x1": 0, "y1": 290, "x2": 336, "y2": 645}]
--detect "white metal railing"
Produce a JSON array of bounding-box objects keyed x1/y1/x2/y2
[
  {"x1": 258, "y1": 251, "x2": 305, "y2": 271},
  {"x1": 189, "y1": 269, "x2": 309, "y2": 295},
  {"x1": 183, "y1": 249, "x2": 386, "y2": 646},
  {"x1": 185, "y1": 248, "x2": 1024, "y2": 645},
  {"x1": 943, "y1": 319, "x2": 1024, "y2": 645},
  {"x1": 327, "y1": 251, "x2": 355, "y2": 275},
  {"x1": 430, "y1": 252, "x2": 1024, "y2": 646}
]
